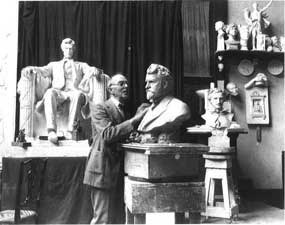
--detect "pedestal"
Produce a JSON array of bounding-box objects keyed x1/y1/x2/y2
[
  {"x1": 122, "y1": 143, "x2": 209, "y2": 224},
  {"x1": 125, "y1": 177, "x2": 205, "y2": 224},
  {"x1": 122, "y1": 143, "x2": 208, "y2": 181}
]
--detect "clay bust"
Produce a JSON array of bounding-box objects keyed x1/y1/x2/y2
[
  {"x1": 20, "y1": 38, "x2": 103, "y2": 144},
  {"x1": 137, "y1": 63, "x2": 190, "y2": 143},
  {"x1": 215, "y1": 21, "x2": 225, "y2": 51},
  {"x1": 201, "y1": 88, "x2": 238, "y2": 130},
  {"x1": 225, "y1": 23, "x2": 240, "y2": 50}
]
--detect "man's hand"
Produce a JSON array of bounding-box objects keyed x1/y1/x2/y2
[
  {"x1": 135, "y1": 103, "x2": 150, "y2": 114},
  {"x1": 130, "y1": 103, "x2": 150, "y2": 126}
]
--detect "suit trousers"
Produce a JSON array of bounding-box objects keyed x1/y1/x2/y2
[
  {"x1": 90, "y1": 185, "x2": 125, "y2": 224},
  {"x1": 43, "y1": 88, "x2": 85, "y2": 131}
]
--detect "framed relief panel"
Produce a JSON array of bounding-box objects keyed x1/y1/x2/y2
[{"x1": 245, "y1": 88, "x2": 269, "y2": 124}]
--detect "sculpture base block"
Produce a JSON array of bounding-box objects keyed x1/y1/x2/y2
[
  {"x1": 122, "y1": 143, "x2": 208, "y2": 180},
  {"x1": 125, "y1": 177, "x2": 205, "y2": 214}
]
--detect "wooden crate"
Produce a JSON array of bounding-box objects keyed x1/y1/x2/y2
[
  {"x1": 125, "y1": 177, "x2": 205, "y2": 214},
  {"x1": 121, "y1": 143, "x2": 209, "y2": 180}
]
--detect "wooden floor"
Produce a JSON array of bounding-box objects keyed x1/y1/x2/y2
[{"x1": 146, "y1": 200, "x2": 284, "y2": 224}]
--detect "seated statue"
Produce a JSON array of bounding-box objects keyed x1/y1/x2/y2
[
  {"x1": 135, "y1": 63, "x2": 190, "y2": 143},
  {"x1": 201, "y1": 88, "x2": 239, "y2": 130},
  {"x1": 18, "y1": 38, "x2": 107, "y2": 144}
]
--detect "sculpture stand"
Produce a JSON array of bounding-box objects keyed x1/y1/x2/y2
[
  {"x1": 187, "y1": 127, "x2": 247, "y2": 221},
  {"x1": 122, "y1": 143, "x2": 209, "y2": 224}
]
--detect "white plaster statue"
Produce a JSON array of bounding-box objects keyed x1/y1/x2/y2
[
  {"x1": 18, "y1": 38, "x2": 105, "y2": 144},
  {"x1": 201, "y1": 88, "x2": 239, "y2": 130},
  {"x1": 244, "y1": 0, "x2": 273, "y2": 50},
  {"x1": 215, "y1": 21, "x2": 226, "y2": 51},
  {"x1": 225, "y1": 23, "x2": 240, "y2": 50},
  {"x1": 239, "y1": 25, "x2": 250, "y2": 50},
  {"x1": 136, "y1": 63, "x2": 190, "y2": 143}
]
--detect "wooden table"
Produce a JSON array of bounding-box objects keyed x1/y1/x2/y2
[{"x1": 0, "y1": 140, "x2": 92, "y2": 224}]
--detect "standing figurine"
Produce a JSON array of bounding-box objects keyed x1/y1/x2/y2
[
  {"x1": 244, "y1": 0, "x2": 273, "y2": 50},
  {"x1": 215, "y1": 21, "x2": 226, "y2": 51}
]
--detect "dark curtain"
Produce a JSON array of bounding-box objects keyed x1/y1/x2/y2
[
  {"x1": 182, "y1": 0, "x2": 210, "y2": 77},
  {"x1": 128, "y1": 0, "x2": 183, "y2": 107},
  {"x1": 16, "y1": 1, "x2": 183, "y2": 133}
]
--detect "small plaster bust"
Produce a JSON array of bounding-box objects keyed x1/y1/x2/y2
[
  {"x1": 201, "y1": 88, "x2": 238, "y2": 130},
  {"x1": 226, "y1": 82, "x2": 239, "y2": 96},
  {"x1": 225, "y1": 23, "x2": 240, "y2": 50}
]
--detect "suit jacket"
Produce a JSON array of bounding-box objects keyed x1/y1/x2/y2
[
  {"x1": 137, "y1": 95, "x2": 190, "y2": 142},
  {"x1": 83, "y1": 99, "x2": 133, "y2": 189},
  {"x1": 36, "y1": 59, "x2": 97, "y2": 90}
]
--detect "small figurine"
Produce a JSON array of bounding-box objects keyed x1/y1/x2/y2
[
  {"x1": 215, "y1": 21, "x2": 226, "y2": 51},
  {"x1": 267, "y1": 36, "x2": 282, "y2": 52},
  {"x1": 225, "y1": 23, "x2": 240, "y2": 50},
  {"x1": 12, "y1": 129, "x2": 31, "y2": 148},
  {"x1": 239, "y1": 25, "x2": 250, "y2": 50},
  {"x1": 280, "y1": 36, "x2": 285, "y2": 52},
  {"x1": 16, "y1": 129, "x2": 26, "y2": 143}
]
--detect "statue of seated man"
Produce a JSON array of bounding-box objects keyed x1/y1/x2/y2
[
  {"x1": 201, "y1": 88, "x2": 239, "y2": 130},
  {"x1": 21, "y1": 38, "x2": 103, "y2": 144},
  {"x1": 136, "y1": 63, "x2": 190, "y2": 143}
]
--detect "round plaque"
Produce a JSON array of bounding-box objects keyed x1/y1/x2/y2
[
  {"x1": 237, "y1": 59, "x2": 254, "y2": 76},
  {"x1": 267, "y1": 59, "x2": 283, "y2": 76}
]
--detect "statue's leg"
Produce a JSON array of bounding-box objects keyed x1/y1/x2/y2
[
  {"x1": 66, "y1": 90, "x2": 85, "y2": 132},
  {"x1": 43, "y1": 88, "x2": 60, "y2": 132}
]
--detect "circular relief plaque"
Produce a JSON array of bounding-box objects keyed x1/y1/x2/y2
[
  {"x1": 237, "y1": 59, "x2": 254, "y2": 76},
  {"x1": 267, "y1": 59, "x2": 283, "y2": 76}
]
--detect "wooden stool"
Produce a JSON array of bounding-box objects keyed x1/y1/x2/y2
[{"x1": 202, "y1": 154, "x2": 238, "y2": 221}]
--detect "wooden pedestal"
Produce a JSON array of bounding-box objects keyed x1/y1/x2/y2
[
  {"x1": 122, "y1": 143, "x2": 208, "y2": 181},
  {"x1": 125, "y1": 177, "x2": 205, "y2": 224}
]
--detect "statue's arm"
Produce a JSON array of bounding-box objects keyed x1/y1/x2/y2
[
  {"x1": 80, "y1": 62, "x2": 103, "y2": 79},
  {"x1": 261, "y1": 0, "x2": 273, "y2": 12},
  {"x1": 22, "y1": 63, "x2": 52, "y2": 79}
]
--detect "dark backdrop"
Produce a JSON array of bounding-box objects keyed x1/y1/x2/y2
[{"x1": 16, "y1": 1, "x2": 183, "y2": 135}]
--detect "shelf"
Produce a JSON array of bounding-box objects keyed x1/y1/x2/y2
[{"x1": 215, "y1": 50, "x2": 284, "y2": 59}]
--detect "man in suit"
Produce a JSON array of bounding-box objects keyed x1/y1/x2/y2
[
  {"x1": 22, "y1": 38, "x2": 103, "y2": 143},
  {"x1": 83, "y1": 74, "x2": 148, "y2": 224},
  {"x1": 137, "y1": 63, "x2": 190, "y2": 143}
]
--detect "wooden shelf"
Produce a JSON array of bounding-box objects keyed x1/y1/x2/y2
[{"x1": 215, "y1": 50, "x2": 284, "y2": 59}]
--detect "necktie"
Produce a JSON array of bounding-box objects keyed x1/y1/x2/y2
[{"x1": 118, "y1": 103, "x2": 126, "y2": 118}]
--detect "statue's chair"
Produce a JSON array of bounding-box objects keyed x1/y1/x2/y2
[
  {"x1": 0, "y1": 158, "x2": 47, "y2": 224},
  {"x1": 17, "y1": 69, "x2": 110, "y2": 140}
]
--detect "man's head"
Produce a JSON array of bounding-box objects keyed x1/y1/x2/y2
[
  {"x1": 61, "y1": 38, "x2": 76, "y2": 59},
  {"x1": 208, "y1": 88, "x2": 226, "y2": 111},
  {"x1": 108, "y1": 74, "x2": 128, "y2": 102},
  {"x1": 145, "y1": 63, "x2": 173, "y2": 104}
]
